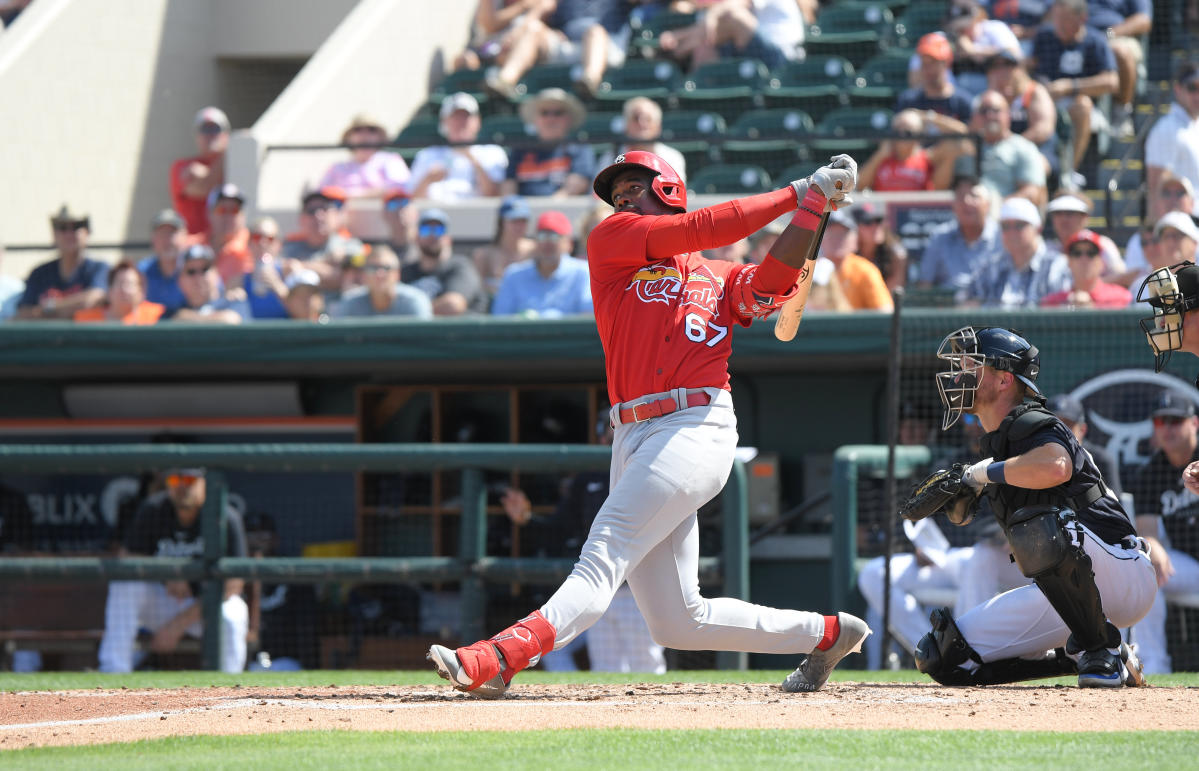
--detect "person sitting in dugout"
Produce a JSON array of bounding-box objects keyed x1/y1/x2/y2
[{"x1": 901, "y1": 325, "x2": 1156, "y2": 687}]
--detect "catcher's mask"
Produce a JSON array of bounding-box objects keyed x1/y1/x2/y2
[
  {"x1": 1137, "y1": 262, "x2": 1199, "y2": 373},
  {"x1": 936, "y1": 326, "x2": 1041, "y2": 430}
]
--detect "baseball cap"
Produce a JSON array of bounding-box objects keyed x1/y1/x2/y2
[
  {"x1": 1153, "y1": 391, "x2": 1197, "y2": 418},
  {"x1": 1046, "y1": 393, "x2": 1085, "y2": 425},
  {"x1": 916, "y1": 32, "x2": 953, "y2": 63},
  {"x1": 851, "y1": 201, "x2": 885, "y2": 224},
  {"x1": 827, "y1": 208, "x2": 856, "y2": 230},
  {"x1": 1046, "y1": 195, "x2": 1090, "y2": 215},
  {"x1": 499, "y1": 195, "x2": 531, "y2": 221},
  {"x1": 1176, "y1": 60, "x2": 1199, "y2": 87},
  {"x1": 1065, "y1": 229, "x2": 1104, "y2": 251},
  {"x1": 985, "y1": 48, "x2": 1023, "y2": 69},
  {"x1": 420, "y1": 208, "x2": 450, "y2": 227},
  {"x1": 1154, "y1": 211, "x2": 1199, "y2": 242},
  {"x1": 177, "y1": 243, "x2": 215, "y2": 270},
  {"x1": 536, "y1": 210, "x2": 572, "y2": 236},
  {"x1": 286, "y1": 268, "x2": 322, "y2": 290},
  {"x1": 1160, "y1": 175, "x2": 1195, "y2": 198},
  {"x1": 194, "y1": 106, "x2": 230, "y2": 133},
  {"x1": 209, "y1": 182, "x2": 245, "y2": 209},
  {"x1": 150, "y1": 208, "x2": 185, "y2": 231},
  {"x1": 999, "y1": 197, "x2": 1042, "y2": 228},
  {"x1": 301, "y1": 186, "x2": 348, "y2": 207},
  {"x1": 440, "y1": 92, "x2": 480, "y2": 119}
]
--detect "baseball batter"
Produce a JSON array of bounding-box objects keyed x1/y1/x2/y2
[
  {"x1": 429, "y1": 151, "x2": 870, "y2": 697},
  {"x1": 905, "y1": 326, "x2": 1156, "y2": 687}
]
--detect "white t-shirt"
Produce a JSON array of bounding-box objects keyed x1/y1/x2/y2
[
  {"x1": 754, "y1": 0, "x2": 805, "y2": 56},
  {"x1": 408, "y1": 144, "x2": 509, "y2": 202},
  {"x1": 1145, "y1": 103, "x2": 1199, "y2": 217}
]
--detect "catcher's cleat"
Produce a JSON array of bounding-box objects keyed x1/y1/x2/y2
[
  {"x1": 427, "y1": 643, "x2": 510, "y2": 699},
  {"x1": 781, "y1": 612, "x2": 872, "y2": 693},
  {"x1": 1077, "y1": 647, "x2": 1125, "y2": 688},
  {"x1": 1120, "y1": 642, "x2": 1146, "y2": 687}
]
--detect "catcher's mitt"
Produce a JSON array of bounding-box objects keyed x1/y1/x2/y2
[{"x1": 899, "y1": 463, "x2": 980, "y2": 525}]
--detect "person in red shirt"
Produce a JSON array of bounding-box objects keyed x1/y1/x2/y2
[
  {"x1": 859, "y1": 110, "x2": 957, "y2": 192},
  {"x1": 428, "y1": 151, "x2": 871, "y2": 698},
  {"x1": 169, "y1": 106, "x2": 230, "y2": 237},
  {"x1": 1041, "y1": 229, "x2": 1132, "y2": 309}
]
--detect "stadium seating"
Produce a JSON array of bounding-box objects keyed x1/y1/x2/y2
[
  {"x1": 893, "y1": 1, "x2": 949, "y2": 49},
  {"x1": 626, "y1": 10, "x2": 698, "y2": 60},
  {"x1": 721, "y1": 109, "x2": 815, "y2": 168},
  {"x1": 763, "y1": 56, "x2": 855, "y2": 117},
  {"x1": 660, "y1": 110, "x2": 728, "y2": 175},
  {"x1": 805, "y1": 3, "x2": 896, "y2": 67},
  {"x1": 478, "y1": 114, "x2": 536, "y2": 145},
  {"x1": 813, "y1": 107, "x2": 894, "y2": 156},
  {"x1": 394, "y1": 115, "x2": 443, "y2": 162},
  {"x1": 593, "y1": 59, "x2": 681, "y2": 107},
  {"x1": 677, "y1": 58, "x2": 771, "y2": 120},
  {"x1": 515, "y1": 63, "x2": 581, "y2": 102},
  {"x1": 850, "y1": 51, "x2": 914, "y2": 108},
  {"x1": 428, "y1": 68, "x2": 491, "y2": 113},
  {"x1": 688, "y1": 163, "x2": 773, "y2": 195},
  {"x1": 576, "y1": 112, "x2": 626, "y2": 151}
]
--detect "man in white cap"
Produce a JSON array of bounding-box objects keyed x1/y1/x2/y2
[
  {"x1": 1044, "y1": 192, "x2": 1123, "y2": 277},
  {"x1": 1123, "y1": 176, "x2": 1196, "y2": 280},
  {"x1": 1154, "y1": 211, "x2": 1199, "y2": 267},
  {"x1": 408, "y1": 93, "x2": 508, "y2": 202},
  {"x1": 961, "y1": 196, "x2": 1070, "y2": 307},
  {"x1": 170, "y1": 106, "x2": 231, "y2": 236}
]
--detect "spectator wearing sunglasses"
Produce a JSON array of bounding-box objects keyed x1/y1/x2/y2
[
  {"x1": 491, "y1": 210, "x2": 592, "y2": 318},
  {"x1": 1121, "y1": 175, "x2": 1195, "y2": 283},
  {"x1": 98, "y1": 467, "x2": 249, "y2": 674},
  {"x1": 242, "y1": 216, "x2": 293, "y2": 320},
  {"x1": 164, "y1": 244, "x2": 248, "y2": 324},
  {"x1": 15, "y1": 205, "x2": 108, "y2": 320},
  {"x1": 1126, "y1": 391, "x2": 1199, "y2": 674},
  {"x1": 204, "y1": 183, "x2": 252, "y2": 287},
  {"x1": 474, "y1": 195, "x2": 535, "y2": 297},
  {"x1": 330, "y1": 244, "x2": 432, "y2": 320},
  {"x1": 1040, "y1": 229, "x2": 1131, "y2": 308},
  {"x1": 502, "y1": 88, "x2": 595, "y2": 198},
  {"x1": 319, "y1": 114, "x2": 411, "y2": 198},
  {"x1": 282, "y1": 187, "x2": 363, "y2": 291},
  {"x1": 1146, "y1": 61, "x2": 1199, "y2": 219},
  {"x1": 859, "y1": 110, "x2": 949, "y2": 193},
  {"x1": 138, "y1": 209, "x2": 190, "y2": 315},
  {"x1": 170, "y1": 106, "x2": 231, "y2": 236},
  {"x1": 960, "y1": 196, "x2": 1069, "y2": 307},
  {"x1": 951, "y1": 89, "x2": 1047, "y2": 209},
  {"x1": 1044, "y1": 193, "x2": 1124, "y2": 278},
  {"x1": 401, "y1": 208, "x2": 488, "y2": 316},
  {"x1": 408, "y1": 93, "x2": 508, "y2": 202}
]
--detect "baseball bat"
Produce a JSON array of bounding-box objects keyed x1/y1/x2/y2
[{"x1": 773, "y1": 210, "x2": 831, "y2": 342}]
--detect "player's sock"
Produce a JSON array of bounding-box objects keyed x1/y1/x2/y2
[{"x1": 816, "y1": 615, "x2": 840, "y2": 651}]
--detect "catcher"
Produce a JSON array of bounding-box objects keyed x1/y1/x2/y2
[{"x1": 899, "y1": 326, "x2": 1156, "y2": 687}]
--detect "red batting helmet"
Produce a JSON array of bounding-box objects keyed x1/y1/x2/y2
[{"x1": 592, "y1": 151, "x2": 687, "y2": 212}]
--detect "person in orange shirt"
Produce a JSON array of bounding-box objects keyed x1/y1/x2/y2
[
  {"x1": 818, "y1": 209, "x2": 894, "y2": 311},
  {"x1": 74, "y1": 262, "x2": 164, "y2": 325},
  {"x1": 205, "y1": 183, "x2": 251, "y2": 287}
]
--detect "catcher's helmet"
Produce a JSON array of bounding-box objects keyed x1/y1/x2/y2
[
  {"x1": 935, "y1": 326, "x2": 1041, "y2": 430},
  {"x1": 1137, "y1": 262, "x2": 1199, "y2": 373},
  {"x1": 592, "y1": 151, "x2": 687, "y2": 213}
]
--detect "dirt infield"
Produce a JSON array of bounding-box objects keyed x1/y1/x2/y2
[{"x1": 2, "y1": 681, "x2": 1198, "y2": 749}]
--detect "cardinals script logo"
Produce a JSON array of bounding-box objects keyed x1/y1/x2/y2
[{"x1": 627, "y1": 262, "x2": 725, "y2": 313}]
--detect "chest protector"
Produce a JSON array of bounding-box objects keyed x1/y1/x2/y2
[{"x1": 980, "y1": 403, "x2": 1065, "y2": 529}]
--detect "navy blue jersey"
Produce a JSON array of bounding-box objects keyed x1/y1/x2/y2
[
  {"x1": 1031, "y1": 25, "x2": 1116, "y2": 82},
  {"x1": 1007, "y1": 420, "x2": 1135, "y2": 544},
  {"x1": 896, "y1": 88, "x2": 975, "y2": 124},
  {"x1": 1127, "y1": 449, "x2": 1199, "y2": 560}
]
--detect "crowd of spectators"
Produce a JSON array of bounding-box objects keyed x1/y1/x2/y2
[{"x1": 5, "y1": 1, "x2": 1198, "y2": 323}]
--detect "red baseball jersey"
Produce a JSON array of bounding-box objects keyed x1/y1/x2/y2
[{"x1": 586, "y1": 189, "x2": 796, "y2": 404}]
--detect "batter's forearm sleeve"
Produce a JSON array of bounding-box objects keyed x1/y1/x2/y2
[{"x1": 645, "y1": 187, "x2": 796, "y2": 260}]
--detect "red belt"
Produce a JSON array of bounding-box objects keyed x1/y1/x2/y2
[{"x1": 616, "y1": 390, "x2": 712, "y2": 425}]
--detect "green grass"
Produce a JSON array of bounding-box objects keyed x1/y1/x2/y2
[{"x1": 3, "y1": 729, "x2": 1198, "y2": 770}]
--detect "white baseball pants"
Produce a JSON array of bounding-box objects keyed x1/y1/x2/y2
[
  {"x1": 957, "y1": 522, "x2": 1156, "y2": 662},
  {"x1": 97, "y1": 581, "x2": 248, "y2": 673},
  {"x1": 540, "y1": 388, "x2": 828, "y2": 655},
  {"x1": 1129, "y1": 547, "x2": 1199, "y2": 674}
]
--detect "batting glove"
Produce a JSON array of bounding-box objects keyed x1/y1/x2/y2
[{"x1": 810, "y1": 155, "x2": 858, "y2": 211}]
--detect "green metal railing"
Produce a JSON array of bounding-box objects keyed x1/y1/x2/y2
[
  {"x1": 0, "y1": 444, "x2": 750, "y2": 670},
  {"x1": 829, "y1": 445, "x2": 931, "y2": 612}
]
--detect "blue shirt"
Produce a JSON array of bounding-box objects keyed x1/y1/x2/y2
[
  {"x1": 918, "y1": 219, "x2": 1002, "y2": 291},
  {"x1": 1031, "y1": 24, "x2": 1116, "y2": 82},
  {"x1": 330, "y1": 285, "x2": 434, "y2": 319},
  {"x1": 506, "y1": 144, "x2": 596, "y2": 197},
  {"x1": 162, "y1": 295, "x2": 251, "y2": 321},
  {"x1": 491, "y1": 255, "x2": 593, "y2": 317},
  {"x1": 1086, "y1": 0, "x2": 1151, "y2": 31},
  {"x1": 963, "y1": 240, "x2": 1071, "y2": 308},
  {"x1": 19, "y1": 256, "x2": 108, "y2": 308},
  {"x1": 896, "y1": 88, "x2": 974, "y2": 124},
  {"x1": 137, "y1": 255, "x2": 185, "y2": 313}
]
